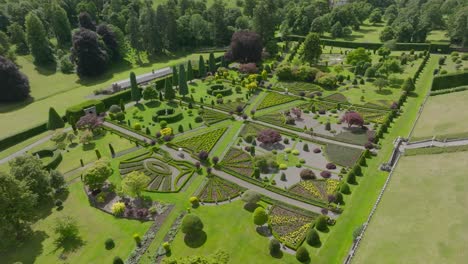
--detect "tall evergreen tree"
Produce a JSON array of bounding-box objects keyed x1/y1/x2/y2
[
  {"x1": 126, "y1": 10, "x2": 142, "y2": 61},
  {"x1": 253, "y1": 0, "x2": 277, "y2": 43},
  {"x1": 209, "y1": 52, "x2": 216, "y2": 73},
  {"x1": 165, "y1": 0, "x2": 179, "y2": 50},
  {"x1": 51, "y1": 5, "x2": 72, "y2": 47},
  {"x1": 198, "y1": 55, "x2": 206, "y2": 77},
  {"x1": 130, "y1": 72, "x2": 141, "y2": 102},
  {"x1": 208, "y1": 0, "x2": 229, "y2": 46},
  {"x1": 139, "y1": 3, "x2": 162, "y2": 56},
  {"x1": 187, "y1": 60, "x2": 194, "y2": 82},
  {"x1": 155, "y1": 4, "x2": 169, "y2": 50},
  {"x1": 302, "y1": 32, "x2": 322, "y2": 64},
  {"x1": 164, "y1": 78, "x2": 175, "y2": 101},
  {"x1": 172, "y1": 66, "x2": 178, "y2": 88},
  {"x1": 47, "y1": 107, "x2": 65, "y2": 130},
  {"x1": 25, "y1": 13, "x2": 54, "y2": 65},
  {"x1": 7, "y1": 23, "x2": 29, "y2": 54},
  {"x1": 179, "y1": 64, "x2": 188, "y2": 97}
]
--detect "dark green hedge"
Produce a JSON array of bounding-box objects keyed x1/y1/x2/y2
[
  {"x1": 152, "y1": 108, "x2": 184, "y2": 123},
  {"x1": 101, "y1": 89, "x2": 131, "y2": 108},
  {"x1": 32, "y1": 147, "x2": 62, "y2": 170},
  {"x1": 0, "y1": 122, "x2": 48, "y2": 151},
  {"x1": 207, "y1": 84, "x2": 232, "y2": 96},
  {"x1": 66, "y1": 99, "x2": 106, "y2": 124},
  {"x1": 432, "y1": 72, "x2": 468, "y2": 91}
]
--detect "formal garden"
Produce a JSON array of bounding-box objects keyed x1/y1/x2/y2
[{"x1": 1, "y1": 0, "x2": 467, "y2": 263}]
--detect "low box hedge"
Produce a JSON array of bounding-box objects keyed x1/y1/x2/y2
[
  {"x1": 152, "y1": 108, "x2": 183, "y2": 123},
  {"x1": 207, "y1": 84, "x2": 232, "y2": 96},
  {"x1": 32, "y1": 146, "x2": 62, "y2": 170}
]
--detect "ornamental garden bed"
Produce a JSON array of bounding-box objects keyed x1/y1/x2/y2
[
  {"x1": 172, "y1": 126, "x2": 228, "y2": 155},
  {"x1": 269, "y1": 205, "x2": 318, "y2": 249},
  {"x1": 219, "y1": 147, "x2": 255, "y2": 177},
  {"x1": 196, "y1": 175, "x2": 243, "y2": 203},
  {"x1": 289, "y1": 179, "x2": 341, "y2": 203},
  {"x1": 256, "y1": 92, "x2": 297, "y2": 110}
]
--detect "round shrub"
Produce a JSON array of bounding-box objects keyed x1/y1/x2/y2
[
  {"x1": 133, "y1": 123, "x2": 142, "y2": 130},
  {"x1": 160, "y1": 120, "x2": 168, "y2": 128},
  {"x1": 109, "y1": 105, "x2": 122, "y2": 113},
  {"x1": 299, "y1": 158, "x2": 306, "y2": 164},
  {"x1": 306, "y1": 228, "x2": 320, "y2": 247},
  {"x1": 300, "y1": 169, "x2": 316, "y2": 180},
  {"x1": 163, "y1": 242, "x2": 170, "y2": 251},
  {"x1": 198, "y1": 151, "x2": 209, "y2": 161},
  {"x1": 212, "y1": 156, "x2": 219, "y2": 164},
  {"x1": 292, "y1": 149, "x2": 300, "y2": 155},
  {"x1": 315, "y1": 215, "x2": 328, "y2": 231},
  {"x1": 335, "y1": 192, "x2": 344, "y2": 204},
  {"x1": 326, "y1": 163, "x2": 336, "y2": 170},
  {"x1": 105, "y1": 238, "x2": 115, "y2": 250},
  {"x1": 320, "y1": 171, "x2": 331, "y2": 178},
  {"x1": 113, "y1": 256, "x2": 124, "y2": 264},
  {"x1": 284, "y1": 148, "x2": 292, "y2": 153},
  {"x1": 181, "y1": 214, "x2": 204, "y2": 234},
  {"x1": 111, "y1": 202, "x2": 125, "y2": 216},
  {"x1": 241, "y1": 190, "x2": 261, "y2": 205},
  {"x1": 269, "y1": 238, "x2": 281, "y2": 255},
  {"x1": 253, "y1": 207, "x2": 268, "y2": 226},
  {"x1": 194, "y1": 116, "x2": 203, "y2": 123},
  {"x1": 283, "y1": 138, "x2": 289, "y2": 144},
  {"x1": 279, "y1": 163, "x2": 288, "y2": 170},
  {"x1": 296, "y1": 246, "x2": 310, "y2": 262},
  {"x1": 133, "y1": 233, "x2": 141, "y2": 245},
  {"x1": 313, "y1": 148, "x2": 321, "y2": 153},
  {"x1": 364, "y1": 142, "x2": 374, "y2": 149},
  {"x1": 189, "y1": 196, "x2": 199, "y2": 206},
  {"x1": 340, "y1": 183, "x2": 351, "y2": 194}
]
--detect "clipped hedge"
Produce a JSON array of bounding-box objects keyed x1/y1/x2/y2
[
  {"x1": 0, "y1": 122, "x2": 48, "y2": 152},
  {"x1": 101, "y1": 89, "x2": 132, "y2": 108},
  {"x1": 66, "y1": 99, "x2": 106, "y2": 124},
  {"x1": 432, "y1": 71, "x2": 468, "y2": 91},
  {"x1": 32, "y1": 146, "x2": 62, "y2": 170},
  {"x1": 152, "y1": 108, "x2": 183, "y2": 123},
  {"x1": 430, "y1": 86, "x2": 468, "y2": 96},
  {"x1": 207, "y1": 84, "x2": 232, "y2": 96}
]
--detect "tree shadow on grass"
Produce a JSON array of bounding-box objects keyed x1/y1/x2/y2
[
  {"x1": 271, "y1": 250, "x2": 284, "y2": 259},
  {"x1": 53, "y1": 235, "x2": 85, "y2": 258},
  {"x1": 256, "y1": 226, "x2": 271, "y2": 237},
  {"x1": 3, "y1": 230, "x2": 49, "y2": 264},
  {"x1": 0, "y1": 97, "x2": 34, "y2": 113},
  {"x1": 82, "y1": 142, "x2": 96, "y2": 151},
  {"x1": 375, "y1": 89, "x2": 393, "y2": 95},
  {"x1": 184, "y1": 231, "x2": 207, "y2": 248},
  {"x1": 35, "y1": 62, "x2": 57, "y2": 76}
]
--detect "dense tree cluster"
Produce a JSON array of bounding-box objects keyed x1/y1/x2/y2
[{"x1": 0, "y1": 55, "x2": 30, "y2": 102}]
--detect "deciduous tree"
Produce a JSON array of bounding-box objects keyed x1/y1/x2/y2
[
  {"x1": 25, "y1": 13, "x2": 54, "y2": 65},
  {"x1": 121, "y1": 171, "x2": 150, "y2": 198},
  {"x1": 0, "y1": 55, "x2": 30, "y2": 102}
]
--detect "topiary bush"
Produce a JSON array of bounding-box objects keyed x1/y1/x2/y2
[
  {"x1": 296, "y1": 246, "x2": 310, "y2": 262},
  {"x1": 292, "y1": 149, "x2": 300, "y2": 155},
  {"x1": 113, "y1": 256, "x2": 124, "y2": 264},
  {"x1": 347, "y1": 171, "x2": 356, "y2": 184},
  {"x1": 269, "y1": 238, "x2": 281, "y2": 256},
  {"x1": 340, "y1": 183, "x2": 351, "y2": 194},
  {"x1": 198, "y1": 151, "x2": 209, "y2": 161},
  {"x1": 320, "y1": 170, "x2": 331, "y2": 178},
  {"x1": 189, "y1": 196, "x2": 199, "y2": 206},
  {"x1": 306, "y1": 228, "x2": 320, "y2": 247},
  {"x1": 315, "y1": 215, "x2": 328, "y2": 231},
  {"x1": 313, "y1": 148, "x2": 321, "y2": 153},
  {"x1": 326, "y1": 163, "x2": 336, "y2": 170},
  {"x1": 300, "y1": 169, "x2": 316, "y2": 180},
  {"x1": 105, "y1": 238, "x2": 115, "y2": 250},
  {"x1": 279, "y1": 163, "x2": 288, "y2": 170},
  {"x1": 181, "y1": 214, "x2": 204, "y2": 234},
  {"x1": 334, "y1": 192, "x2": 343, "y2": 204}
]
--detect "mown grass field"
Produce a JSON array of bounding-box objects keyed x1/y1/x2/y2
[
  {"x1": 412, "y1": 89, "x2": 468, "y2": 141},
  {"x1": 354, "y1": 151, "x2": 468, "y2": 263}
]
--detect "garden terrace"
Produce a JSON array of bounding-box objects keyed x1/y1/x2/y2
[
  {"x1": 195, "y1": 175, "x2": 243, "y2": 203},
  {"x1": 269, "y1": 205, "x2": 319, "y2": 250}
]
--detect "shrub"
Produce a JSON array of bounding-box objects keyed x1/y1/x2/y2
[
  {"x1": 181, "y1": 214, "x2": 204, "y2": 234},
  {"x1": 280, "y1": 172, "x2": 286, "y2": 181},
  {"x1": 300, "y1": 169, "x2": 316, "y2": 180},
  {"x1": 292, "y1": 149, "x2": 300, "y2": 155},
  {"x1": 113, "y1": 256, "x2": 124, "y2": 264},
  {"x1": 160, "y1": 120, "x2": 168, "y2": 128},
  {"x1": 320, "y1": 171, "x2": 331, "y2": 178},
  {"x1": 283, "y1": 137, "x2": 289, "y2": 144},
  {"x1": 315, "y1": 215, "x2": 328, "y2": 231},
  {"x1": 313, "y1": 148, "x2": 321, "y2": 153},
  {"x1": 285, "y1": 148, "x2": 292, "y2": 153},
  {"x1": 340, "y1": 183, "x2": 350, "y2": 194},
  {"x1": 279, "y1": 163, "x2": 288, "y2": 170},
  {"x1": 195, "y1": 116, "x2": 203, "y2": 123},
  {"x1": 296, "y1": 246, "x2": 310, "y2": 262},
  {"x1": 111, "y1": 202, "x2": 125, "y2": 216},
  {"x1": 109, "y1": 105, "x2": 121, "y2": 113},
  {"x1": 335, "y1": 192, "x2": 344, "y2": 204},
  {"x1": 303, "y1": 144, "x2": 309, "y2": 152},
  {"x1": 269, "y1": 238, "x2": 281, "y2": 255},
  {"x1": 239, "y1": 63, "x2": 258, "y2": 74},
  {"x1": 253, "y1": 207, "x2": 268, "y2": 226},
  {"x1": 198, "y1": 151, "x2": 209, "y2": 160},
  {"x1": 133, "y1": 233, "x2": 141, "y2": 246},
  {"x1": 163, "y1": 242, "x2": 170, "y2": 251},
  {"x1": 133, "y1": 123, "x2": 141, "y2": 130},
  {"x1": 105, "y1": 238, "x2": 115, "y2": 250},
  {"x1": 241, "y1": 190, "x2": 261, "y2": 205},
  {"x1": 347, "y1": 172, "x2": 356, "y2": 184},
  {"x1": 306, "y1": 228, "x2": 320, "y2": 247},
  {"x1": 326, "y1": 163, "x2": 336, "y2": 170},
  {"x1": 189, "y1": 196, "x2": 199, "y2": 206}
]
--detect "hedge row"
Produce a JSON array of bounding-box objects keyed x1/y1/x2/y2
[
  {"x1": 0, "y1": 122, "x2": 48, "y2": 152},
  {"x1": 283, "y1": 35, "x2": 450, "y2": 53},
  {"x1": 65, "y1": 99, "x2": 106, "y2": 124},
  {"x1": 430, "y1": 86, "x2": 468, "y2": 96},
  {"x1": 413, "y1": 52, "x2": 430, "y2": 81},
  {"x1": 431, "y1": 71, "x2": 468, "y2": 91}
]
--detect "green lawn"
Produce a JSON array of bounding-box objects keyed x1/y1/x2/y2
[
  {"x1": 0, "y1": 130, "x2": 54, "y2": 160},
  {"x1": 354, "y1": 151, "x2": 468, "y2": 263},
  {"x1": 166, "y1": 200, "x2": 297, "y2": 264},
  {"x1": 412, "y1": 89, "x2": 468, "y2": 141},
  {"x1": 0, "y1": 182, "x2": 152, "y2": 264},
  {"x1": 323, "y1": 22, "x2": 385, "y2": 43},
  {"x1": 0, "y1": 52, "x2": 222, "y2": 139}
]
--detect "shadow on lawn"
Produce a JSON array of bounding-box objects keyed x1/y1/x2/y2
[
  {"x1": 52, "y1": 235, "x2": 85, "y2": 258},
  {"x1": 1, "y1": 230, "x2": 49, "y2": 264},
  {"x1": 184, "y1": 231, "x2": 207, "y2": 248}
]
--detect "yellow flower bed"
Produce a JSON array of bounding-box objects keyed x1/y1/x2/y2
[
  {"x1": 160, "y1": 127, "x2": 173, "y2": 136},
  {"x1": 300, "y1": 181, "x2": 322, "y2": 198},
  {"x1": 280, "y1": 223, "x2": 311, "y2": 246},
  {"x1": 326, "y1": 179, "x2": 340, "y2": 194},
  {"x1": 270, "y1": 215, "x2": 309, "y2": 226}
]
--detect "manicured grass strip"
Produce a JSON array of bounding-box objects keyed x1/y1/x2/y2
[{"x1": 405, "y1": 144, "x2": 468, "y2": 156}]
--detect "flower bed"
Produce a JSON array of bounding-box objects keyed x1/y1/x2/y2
[
  {"x1": 289, "y1": 179, "x2": 341, "y2": 202},
  {"x1": 325, "y1": 143, "x2": 363, "y2": 167},
  {"x1": 201, "y1": 109, "x2": 232, "y2": 125},
  {"x1": 269, "y1": 205, "x2": 317, "y2": 249},
  {"x1": 173, "y1": 127, "x2": 228, "y2": 154},
  {"x1": 197, "y1": 175, "x2": 242, "y2": 203},
  {"x1": 257, "y1": 92, "x2": 297, "y2": 110},
  {"x1": 219, "y1": 148, "x2": 254, "y2": 177}
]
